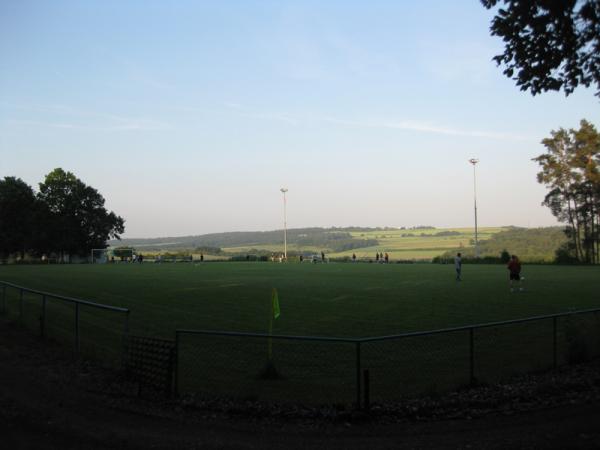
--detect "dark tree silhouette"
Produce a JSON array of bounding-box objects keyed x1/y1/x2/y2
[
  {"x1": 482, "y1": 0, "x2": 600, "y2": 97},
  {"x1": 38, "y1": 168, "x2": 125, "y2": 258},
  {"x1": 0, "y1": 177, "x2": 38, "y2": 258}
]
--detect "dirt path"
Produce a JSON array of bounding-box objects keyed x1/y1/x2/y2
[{"x1": 1, "y1": 320, "x2": 600, "y2": 449}]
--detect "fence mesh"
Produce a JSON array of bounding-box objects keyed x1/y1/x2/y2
[
  {"x1": 2, "y1": 281, "x2": 600, "y2": 406},
  {"x1": 177, "y1": 333, "x2": 357, "y2": 404},
  {"x1": 363, "y1": 330, "x2": 471, "y2": 401},
  {"x1": 0, "y1": 283, "x2": 128, "y2": 368},
  {"x1": 560, "y1": 312, "x2": 600, "y2": 365},
  {"x1": 474, "y1": 319, "x2": 554, "y2": 384}
]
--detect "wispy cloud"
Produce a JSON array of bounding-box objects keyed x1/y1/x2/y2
[
  {"x1": 317, "y1": 116, "x2": 533, "y2": 141},
  {"x1": 223, "y1": 102, "x2": 298, "y2": 126},
  {"x1": 1, "y1": 103, "x2": 172, "y2": 132},
  {"x1": 4, "y1": 118, "x2": 172, "y2": 132}
]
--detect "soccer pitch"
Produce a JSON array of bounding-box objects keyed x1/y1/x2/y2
[
  {"x1": 1, "y1": 262, "x2": 599, "y2": 338},
  {"x1": 2, "y1": 262, "x2": 600, "y2": 403}
]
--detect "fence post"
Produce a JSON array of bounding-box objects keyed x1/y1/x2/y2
[
  {"x1": 121, "y1": 310, "x2": 130, "y2": 369},
  {"x1": 363, "y1": 369, "x2": 370, "y2": 411},
  {"x1": 40, "y1": 295, "x2": 46, "y2": 338},
  {"x1": 553, "y1": 316, "x2": 558, "y2": 369},
  {"x1": 355, "y1": 341, "x2": 361, "y2": 409},
  {"x1": 1, "y1": 284, "x2": 6, "y2": 314},
  {"x1": 469, "y1": 327, "x2": 475, "y2": 385},
  {"x1": 75, "y1": 302, "x2": 80, "y2": 355},
  {"x1": 173, "y1": 331, "x2": 179, "y2": 396},
  {"x1": 19, "y1": 289, "x2": 24, "y2": 323}
]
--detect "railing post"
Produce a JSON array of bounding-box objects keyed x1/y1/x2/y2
[
  {"x1": 355, "y1": 341, "x2": 361, "y2": 409},
  {"x1": 19, "y1": 289, "x2": 24, "y2": 323},
  {"x1": 1, "y1": 284, "x2": 6, "y2": 314},
  {"x1": 469, "y1": 327, "x2": 475, "y2": 385},
  {"x1": 553, "y1": 316, "x2": 558, "y2": 369},
  {"x1": 173, "y1": 330, "x2": 179, "y2": 396},
  {"x1": 363, "y1": 369, "x2": 370, "y2": 411},
  {"x1": 121, "y1": 310, "x2": 130, "y2": 369},
  {"x1": 75, "y1": 302, "x2": 80, "y2": 355},
  {"x1": 40, "y1": 295, "x2": 46, "y2": 338}
]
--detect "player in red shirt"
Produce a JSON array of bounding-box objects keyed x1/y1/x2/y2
[{"x1": 507, "y1": 254, "x2": 523, "y2": 292}]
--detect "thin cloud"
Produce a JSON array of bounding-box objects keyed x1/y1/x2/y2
[
  {"x1": 223, "y1": 102, "x2": 298, "y2": 126},
  {"x1": 4, "y1": 118, "x2": 172, "y2": 132},
  {"x1": 1, "y1": 103, "x2": 172, "y2": 132},
  {"x1": 317, "y1": 116, "x2": 533, "y2": 141}
]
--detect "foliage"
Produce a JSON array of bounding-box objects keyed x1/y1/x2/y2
[
  {"x1": 439, "y1": 227, "x2": 566, "y2": 262},
  {"x1": 533, "y1": 120, "x2": 600, "y2": 263},
  {"x1": 112, "y1": 247, "x2": 134, "y2": 258},
  {"x1": 38, "y1": 168, "x2": 125, "y2": 257},
  {"x1": 482, "y1": 0, "x2": 600, "y2": 97},
  {"x1": 114, "y1": 228, "x2": 379, "y2": 253},
  {"x1": 0, "y1": 169, "x2": 124, "y2": 259},
  {"x1": 0, "y1": 177, "x2": 39, "y2": 258}
]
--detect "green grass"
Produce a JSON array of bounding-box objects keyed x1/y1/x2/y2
[
  {"x1": 1, "y1": 262, "x2": 600, "y2": 403},
  {"x1": 2, "y1": 262, "x2": 599, "y2": 337}
]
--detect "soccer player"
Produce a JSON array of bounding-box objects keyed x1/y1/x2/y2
[
  {"x1": 454, "y1": 252, "x2": 462, "y2": 281},
  {"x1": 507, "y1": 254, "x2": 523, "y2": 292}
]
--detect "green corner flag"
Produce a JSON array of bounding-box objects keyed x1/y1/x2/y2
[
  {"x1": 268, "y1": 288, "x2": 280, "y2": 362},
  {"x1": 272, "y1": 288, "x2": 280, "y2": 320}
]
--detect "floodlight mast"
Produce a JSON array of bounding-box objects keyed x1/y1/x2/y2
[
  {"x1": 469, "y1": 158, "x2": 479, "y2": 258},
  {"x1": 280, "y1": 188, "x2": 288, "y2": 260}
]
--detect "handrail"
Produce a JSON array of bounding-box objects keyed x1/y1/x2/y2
[
  {"x1": 0, "y1": 281, "x2": 129, "y2": 313},
  {"x1": 175, "y1": 329, "x2": 358, "y2": 343},
  {"x1": 177, "y1": 306, "x2": 600, "y2": 343},
  {"x1": 361, "y1": 307, "x2": 600, "y2": 342}
]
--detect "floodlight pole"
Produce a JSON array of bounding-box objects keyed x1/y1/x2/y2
[
  {"x1": 280, "y1": 188, "x2": 288, "y2": 260},
  {"x1": 469, "y1": 158, "x2": 479, "y2": 258}
]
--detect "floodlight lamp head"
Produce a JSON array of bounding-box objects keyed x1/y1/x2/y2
[
  {"x1": 469, "y1": 158, "x2": 479, "y2": 165},
  {"x1": 280, "y1": 188, "x2": 288, "y2": 193}
]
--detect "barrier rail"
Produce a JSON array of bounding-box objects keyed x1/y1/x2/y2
[
  {"x1": 175, "y1": 307, "x2": 600, "y2": 407},
  {"x1": 0, "y1": 281, "x2": 130, "y2": 366}
]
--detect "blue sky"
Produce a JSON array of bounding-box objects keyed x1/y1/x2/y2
[{"x1": 1, "y1": 1, "x2": 598, "y2": 237}]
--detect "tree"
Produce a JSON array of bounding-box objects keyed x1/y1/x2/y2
[
  {"x1": 533, "y1": 120, "x2": 600, "y2": 263},
  {"x1": 0, "y1": 177, "x2": 38, "y2": 258},
  {"x1": 38, "y1": 168, "x2": 125, "y2": 257},
  {"x1": 482, "y1": 0, "x2": 600, "y2": 97}
]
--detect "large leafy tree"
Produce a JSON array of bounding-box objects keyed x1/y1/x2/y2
[
  {"x1": 533, "y1": 120, "x2": 600, "y2": 263},
  {"x1": 482, "y1": 0, "x2": 600, "y2": 97},
  {"x1": 38, "y1": 168, "x2": 125, "y2": 257},
  {"x1": 0, "y1": 177, "x2": 38, "y2": 258}
]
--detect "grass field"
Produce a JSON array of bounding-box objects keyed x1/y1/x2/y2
[
  {"x1": 2, "y1": 262, "x2": 599, "y2": 404},
  {"x1": 1, "y1": 261, "x2": 599, "y2": 337}
]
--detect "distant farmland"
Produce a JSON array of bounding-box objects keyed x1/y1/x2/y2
[{"x1": 111, "y1": 226, "x2": 564, "y2": 262}]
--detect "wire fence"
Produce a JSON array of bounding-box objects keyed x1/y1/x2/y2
[
  {"x1": 0, "y1": 281, "x2": 130, "y2": 368},
  {"x1": 175, "y1": 309, "x2": 600, "y2": 407},
  {"x1": 1, "y1": 280, "x2": 599, "y2": 407}
]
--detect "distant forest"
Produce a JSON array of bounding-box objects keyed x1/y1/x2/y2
[
  {"x1": 112, "y1": 227, "x2": 380, "y2": 252},
  {"x1": 441, "y1": 227, "x2": 566, "y2": 262}
]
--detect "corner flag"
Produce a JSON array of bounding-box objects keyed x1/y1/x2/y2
[{"x1": 272, "y1": 288, "x2": 280, "y2": 320}]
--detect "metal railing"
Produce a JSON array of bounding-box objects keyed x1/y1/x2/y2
[
  {"x1": 0, "y1": 281, "x2": 130, "y2": 367},
  {"x1": 175, "y1": 307, "x2": 600, "y2": 407},
  {"x1": 1, "y1": 279, "x2": 598, "y2": 407}
]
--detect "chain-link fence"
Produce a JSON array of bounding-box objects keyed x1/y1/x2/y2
[
  {"x1": 2, "y1": 280, "x2": 599, "y2": 407},
  {"x1": 175, "y1": 309, "x2": 600, "y2": 407},
  {"x1": 175, "y1": 330, "x2": 359, "y2": 404},
  {"x1": 0, "y1": 281, "x2": 130, "y2": 368}
]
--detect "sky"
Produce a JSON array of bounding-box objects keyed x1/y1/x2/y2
[{"x1": 1, "y1": 1, "x2": 598, "y2": 238}]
